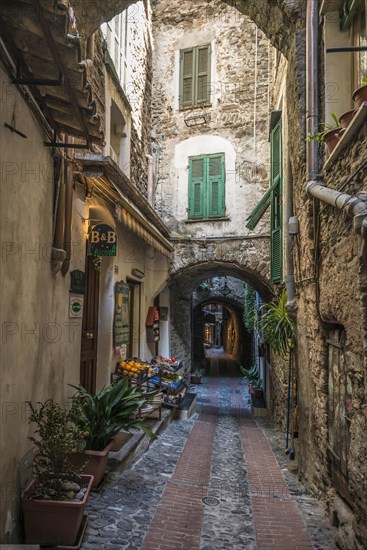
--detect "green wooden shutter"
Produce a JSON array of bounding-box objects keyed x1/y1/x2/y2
[
  {"x1": 195, "y1": 45, "x2": 211, "y2": 105},
  {"x1": 180, "y1": 48, "x2": 195, "y2": 108},
  {"x1": 207, "y1": 154, "x2": 225, "y2": 218},
  {"x1": 189, "y1": 157, "x2": 205, "y2": 218},
  {"x1": 270, "y1": 119, "x2": 283, "y2": 284}
]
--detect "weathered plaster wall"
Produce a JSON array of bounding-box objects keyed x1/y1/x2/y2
[{"x1": 0, "y1": 65, "x2": 85, "y2": 543}]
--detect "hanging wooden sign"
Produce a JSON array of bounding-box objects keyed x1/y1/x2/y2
[{"x1": 88, "y1": 223, "x2": 117, "y2": 257}]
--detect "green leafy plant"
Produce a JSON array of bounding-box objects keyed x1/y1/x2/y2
[
  {"x1": 192, "y1": 368, "x2": 203, "y2": 377},
  {"x1": 27, "y1": 399, "x2": 85, "y2": 500},
  {"x1": 242, "y1": 283, "x2": 256, "y2": 331},
  {"x1": 252, "y1": 378, "x2": 263, "y2": 391},
  {"x1": 240, "y1": 364, "x2": 258, "y2": 384},
  {"x1": 258, "y1": 289, "x2": 297, "y2": 358},
  {"x1": 305, "y1": 112, "x2": 340, "y2": 144},
  {"x1": 361, "y1": 75, "x2": 367, "y2": 86},
  {"x1": 70, "y1": 378, "x2": 157, "y2": 451}
]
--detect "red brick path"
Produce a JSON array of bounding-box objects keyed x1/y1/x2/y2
[
  {"x1": 140, "y1": 386, "x2": 217, "y2": 550},
  {"x1": 238, "y1": 413, "x2": 314, "y2": 549},
  {"x1": 141, "y1": 369, "x2": 315, "y2": 550}
]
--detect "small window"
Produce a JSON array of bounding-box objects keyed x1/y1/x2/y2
[
  {"x1": 188, "y1": 154, "x2": 225, "y2": 220},
  {"x1": 179, "y1": 45, "x2": 211, "y2": 109}
]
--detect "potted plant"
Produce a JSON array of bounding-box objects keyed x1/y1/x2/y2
[
  {"x1": 191, "y1": 368, "x2": 203, "y2": 384},
  {"x1": 306, "y1": 112, "x2": 341, "y2": 154},
  {"x1": 70, "y1": 378, "x2": 157, "y2": 488},
  {"x1": 339, "y1": 109, "x2": 357, "y2": 129},
  {"x1": 352, "y1": 75, "x2": 367, "y2": 109},
  {"x1": 252, "y1": 378, "x2": 264, "y2": 398},
  {"x1": 240, "y1": 364, "x2": 259, "y2": 393},
  {"x1": 258, "y1": 289, "x2": 297, "y2": 358},
  {"x1": 22, "y1": 399, "x2": 93, "y2": 547}
]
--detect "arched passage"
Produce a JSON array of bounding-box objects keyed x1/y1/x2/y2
[{"x1": 169, "y1": 261, "x2": 272, "y2": 369}]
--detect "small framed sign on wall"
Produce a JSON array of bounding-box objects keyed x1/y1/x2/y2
[{"x1": 114, "y1": 281, "x2": 130, "y2": 346}]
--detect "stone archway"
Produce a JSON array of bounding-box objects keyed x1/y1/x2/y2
[{"x1": 169, "y1": 252, "x2": 272, "y2": 368}]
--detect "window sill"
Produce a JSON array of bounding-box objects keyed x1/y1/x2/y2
[
  {"x1": 179, "y1": 103, "x2": 212, "y2": 112},
  {"x1": 184, "y1": 217, "x2": 230, "y2": 224},
  {"x1": 323, "y1": 102, "x2": 367, "y2": 172}
]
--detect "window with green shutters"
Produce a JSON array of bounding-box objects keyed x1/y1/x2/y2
[
  {"x1": 270, "y1": 119, "x2": 283, "y2": 284},
  {"x1": 180, "y1": 45, "x2": 211, "y2": 108},
  {"x1": 188, "y1": 154, "x2": 225, "y2": 220}
]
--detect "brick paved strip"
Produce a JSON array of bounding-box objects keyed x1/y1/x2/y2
[
  {"x1": 239, "y1": 424, "x2": 290, "y2": 497},
  {"x1": 141, "y1": 420, "x2": 216, "y2": 550},
  {"x1": 239, "y1": 420, "x2": 315, "y2": 549},
  {"x1": 253, "y1": 496, "x2": 315, "y2": 550}
]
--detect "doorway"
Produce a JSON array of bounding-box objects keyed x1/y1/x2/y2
[{"x1": 80, "y1": 253, "x2": 100, "y2": 394}]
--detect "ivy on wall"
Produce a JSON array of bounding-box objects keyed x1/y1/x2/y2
[{"x1": 242, "y1": 283, "x2": 256, "y2": 331}]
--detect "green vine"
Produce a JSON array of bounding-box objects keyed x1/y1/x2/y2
[{"x1": 242, "y1": 283, "x2": 256, "y2": 331}]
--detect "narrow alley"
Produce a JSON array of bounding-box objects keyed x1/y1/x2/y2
[
  {"x1": 82, "y1": 351, "x2": 337, "y2": 550},
  {"x1": 1, "y1": 0, "x2": 367, "y2": 547}
]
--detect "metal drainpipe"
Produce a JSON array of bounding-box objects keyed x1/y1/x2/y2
[
  {"x1": 306, "y1": 0, "x2": 319, "y2": 180},
  {"x1": 147, "y1": 154, "x2": 154, "y2": 206},
  {"x1": 285, "y1": 158, "x2": 296, "y2": 304},
  {"x1": 61, "y1": 136, "x2": 74, "y2": 275}
]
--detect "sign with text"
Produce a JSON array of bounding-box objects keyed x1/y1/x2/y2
[
  {"x1": 114, "y1": 281, "x2": 130, "y2": 346},
  {"x1": 70, "y1": 270, "x2": 86, "y2": 294},
  {"x1": 88, "y1": 223, "x2": 117, "y2": 257}
]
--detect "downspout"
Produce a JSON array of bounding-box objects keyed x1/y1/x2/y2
[
  {"x1": 61, "y1": 136, "x2": 74, "y2": 275},
  {"x1": 51, "y1": 139, "x2": 66, "y2": 273},
  {"x1": 306, "y1": 0, "x2": 319, "y2": 180},
  {"x1": 285, "y1": 158, "x2": 296, "y2": 304},
  {"x1": 147, "y1": 154, "x2": 154, "y2": 206},
  {"x1": 305, "y1": 1, "x2": 367, "y2": 370}
]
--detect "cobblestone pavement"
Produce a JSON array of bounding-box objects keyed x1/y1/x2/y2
[{"x1": 82, "y1": 351, "x2": 338, "y2": 550}]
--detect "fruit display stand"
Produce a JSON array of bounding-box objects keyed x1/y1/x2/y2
[
  {"x1": 150, "y1": 357, "x2": 190, "y2": 408},
  {"x1": 111, "y1": 360, "x2": 162, "y2": 420}
]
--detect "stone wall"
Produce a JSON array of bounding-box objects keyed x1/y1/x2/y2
[
  {"x1": 127, "y1": 1, "x2": 153, "y2": 195},
  {"x1": 152, "y1": 0, "x2": 272, "y2": 239}
]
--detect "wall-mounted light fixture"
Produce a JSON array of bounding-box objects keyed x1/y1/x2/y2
[{"x1": 219, "y1": 276, "x2": 231, "y2": 297}]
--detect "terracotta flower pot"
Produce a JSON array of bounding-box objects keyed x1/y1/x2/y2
[
  {"x1": 191, "y1": 375, "x2": 202, "y2": 384},
  {"x1": 22, "y1": 474, "x2": 93, "y2": 546},
  {"x1": 70, "y1": 440, "x2": 114, "y2": 489},
  {"x1": 339, "y1": 109, "x2": 357, "y2": 129},
  {"x1": 352, "y1": 84, "x2": 367, "y2": 109},
  {"x1": 324, "y1": 127, "x2": 341, "y2": 154}
]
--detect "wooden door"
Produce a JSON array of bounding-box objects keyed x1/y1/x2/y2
[{"x1": 80, "y1": 254, "x2": 100, "y2": 394}]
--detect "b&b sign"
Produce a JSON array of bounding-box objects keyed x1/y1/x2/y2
[{"x1": 88, "y1": 223, "x2": 117, "y2": 257}]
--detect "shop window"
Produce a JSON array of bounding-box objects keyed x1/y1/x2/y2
[
  {"x1": 327, "y1": 328, "x2": 352, "y2": 504},
  {"x1": 179, "y1": 44, "x2": 211, "y2": 109},
  {"x1": 188, "y1": 153, "x2": 225, "y2": 220}
]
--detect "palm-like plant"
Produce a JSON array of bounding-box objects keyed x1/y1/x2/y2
[
  {"x1": 240, "y1": 364, "x2": 258, "y2": 383},
  {"x1": 258, "y1": 289, "x2": 296, "y2": 358},
  {"x1": 70, "y1": 379, "x2": 157, "y2": 451}
]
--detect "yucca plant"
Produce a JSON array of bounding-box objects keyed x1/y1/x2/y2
[
  {"x1": 258, "y1": 289, "x2": 296, "y2": 358},
  {"x1": 70, "y1": 379, "x2": 158, "y2": 451},
  {"x1": 240, "y1": 364, "x2": 258, "y2": 383}
]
